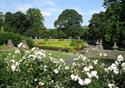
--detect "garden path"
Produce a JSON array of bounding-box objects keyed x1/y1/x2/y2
[{"x1": 65, "y1": 44, "x2": 125, "y2": 64}]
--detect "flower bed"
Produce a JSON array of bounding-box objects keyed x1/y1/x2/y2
[{"x1": 0, "y1": 43, "x2": 125, "y2": 88}]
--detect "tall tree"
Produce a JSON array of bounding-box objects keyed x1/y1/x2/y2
[
  {"x1": 0, "y1": 12, "x2": 4, "y2": 31},
  {"x1": 4, "y1": 12, "x2": 29, "y2": 34},
  {"x1": 88, "y1": 12, "x2": 106, "y2": 40},
  {"x1": 54, "y1": 9, "x2": 83, "y2": 38},
  {"x1": 104, "y1": 0, "x2": 125, "y2": 7},
  {"x1": 3, "y1": 12, "x2": 15, "y2": 32},
  {"x1": 25, "y1": 8, "x2": 45, "y2": 37},
  {"x1": 104, "y1": 0, "x2": 125, "y2": 47},
  {"x1": 13, "y1": 11, "x2": 28, "y2": 34}
]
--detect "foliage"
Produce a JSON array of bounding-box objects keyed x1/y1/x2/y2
[
  {"x1": 0, "y1": 44, "x2": 8, "y2": 50},
  {"x1": 102, "y1": 39, "x2": 114, "y2": 49},
  {"x1": 0, "y1": 32, "x2": 33, "y2": 47},
  {"x1": 40, "y1": 29, "x2": 66, "y2": 39},
  {"x1": 3, "y1": 8, "x2": 46, "y2": 37},
  {"x1": 25, "y1": 8, "x2": 46, "y2": 37},
  {"x1": 0, "y1": 43, "x2": 125, "y2": 87},
  {"x1": 70, "y1": 39, "x2": 85, "y2": 50},
  {"x1": 4, "y1": 11, "x2": 28, "y2": 34},
  {"x1": 88, "y1": 12, "x2": 106, "y2": 40},
  {"x1": 104, "y1": 1, "x2": 125, "y2": 48},
  {"x1": 54, "y1": 9, "x2": 83, "y2": 38},
  {"x1": 88, "y1": 0, "x2": 125, "y2": 49},
  {"x1": 0, "y1": 12, "x2": 4, "y2": 30}
]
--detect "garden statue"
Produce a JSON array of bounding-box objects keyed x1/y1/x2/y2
[
  {"x1": 8, "y1": 39, "x2": 14, "y2": 48},
  {"x1": 99, "y1": 39, "x2": 103, "y2": 49},
  {"x1": 113, "y1": 42, "x2": 118, "y2": 50}
]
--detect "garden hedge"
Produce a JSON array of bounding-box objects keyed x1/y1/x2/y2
[{"x1": 0, "y1": 32, "x2": 33, "y2": 48}]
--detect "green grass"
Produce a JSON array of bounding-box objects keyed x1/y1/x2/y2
[
  {"x1": 33, "y1": 39, "x2": 86, "y2": 52},
  {"x1": 46, "y1": 50, "x2": 73, "y2": 59},
  {"x1": 34, "y1": 39, "x2": 71, "y2": 48}
]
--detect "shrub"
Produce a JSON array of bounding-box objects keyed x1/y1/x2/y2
[
  {"x1": 0, "y1": 43, "x2": 125, "y2": 87},
  {"x1": 0, "y1": 32, "x2": 33, "y2": 48},
  {"x1": 102, "y1": 39, "x2": 114, "y2": 50},
  {"x1": 59, "y1": 38, "x2": 64, "y2": 41},
  {"x1": 70, "y1": 39, "x2": 85, "y2": 50},
  {"x1": 0, "y1": 44, "x2": 8, "y2": 49},
  {"x1": 70, "y1": 39, "x2": 84, "y2": 46},
  {"x1": 44, "y1": 38, "x2": 48, "y2": 41},
  {"x1": 67, "y1": 47, "x2": 76, "y2": 53}
]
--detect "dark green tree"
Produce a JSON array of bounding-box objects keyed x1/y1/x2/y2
[
  {"x1": 4, "y1": 11, "x2": 29, "y2": 34},
  {"x1": 88, "y1": 12, "x2": 106, "y2": 40},
  {"x1": 25, "y1": 8, "x2": 45, "y2": 37},
  {"x1": 0, "y1": 12, "x2": 4, "y2": 31},
  {"x1": 3, "y1": 12, "x2": 15, "y2": 32},
  {"x1": 13, "y1": 11, "x2": 28, "y2": 34},
  {"x1": 104, "y1": 0, "x2": 125, "y2": 48},
  {"x1": 54, "y1": 9, "x2": 83, "y2": 38}
]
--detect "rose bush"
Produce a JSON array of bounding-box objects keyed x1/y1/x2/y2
[{"x1": 0, "y1": 42, "x2": 125, "y2": 88}]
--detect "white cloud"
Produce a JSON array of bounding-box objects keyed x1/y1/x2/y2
[
  {"x1": 42, "y1": 11, "x2": 52, "y2": 17},
  {"x1": 43, "y1": 0, "x2": 56, "y2": 7},
  {"x1": 89, "y1": 7, "x2": 106, "y2": 14}
]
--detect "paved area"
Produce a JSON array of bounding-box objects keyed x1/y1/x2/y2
[{"x1": 65, "y1": 45, "x2": 125, "y2": 64}]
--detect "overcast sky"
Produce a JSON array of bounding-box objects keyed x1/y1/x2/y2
[{"x1": 0, "y1": 0, "x2": 105, "y2": 28}]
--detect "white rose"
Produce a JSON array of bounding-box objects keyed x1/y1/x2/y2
[
  {"x1": 103, "y1": 53, "x2": 107, "y2": 57},
  {"x1": 115, "y1": 61, "x2": 119, "y2": 66},
  {"x1": 70, "y1": 74, "x2": 79, "y2": 81},
  {"x1": 84, "y1": 78, "x2": 92, "y2": 85},
  {"x1": 83, "y1": 67, "x2": 90, "y2": 72},
  {"x1": 11, "y1": 65, "x2": 16, "y2": 72},
  {"x1": 99, "y1": 53, "x2": 102, "y2": 56},
  {"x1": 87, "y1": 72, "x2": 93, "y2": 78},
  {"x1": 111, "y1": 63, "x2": 117, "y2": 70},
  {"x1": 82, "y1": 56, "x2": 87, "y2": 61},
  {"x1": 65, "y1": 66, "x2": 69, "y2": 70},
  {"x1": 113, "y1": 69, "x2": 119, "y2": 75},
  {"x1": 88, "y1": 65, "x2": 93, "y2": 69},
  {"x1": 39, "y1": 82, "x2": 44, "y2": 86},
  {"x1": 108, "y1": 83, "x2": 118, "y2": 88},
  {"x1": 93, "y1": 60, "x2": 98, "y2": 65},
  {"x1": 121, "y1": 63, "x2": 125, "y2": 68},
  {"x1": 53, "y1": 69, "x2": 59, "y2": 74},
  {"x1": 78, "y1": 78, "x2": 84, "y2": 85},
  {"x1": 117, "y1": 55, "x2": 123, "y2": 62}
]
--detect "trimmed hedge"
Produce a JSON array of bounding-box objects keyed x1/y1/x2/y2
[
  {"x1": 0, "y1": 32, "x2": 33, "y2": 48},
  {"x1": 34, "y1": 39, "x2": 86, "y2": 52},
  {"x1": 70, "y1": 39, "x2": 85, "y2": 50},
  {"x1": 102, "y1": 39, "x2": 114, "y2": 50}
]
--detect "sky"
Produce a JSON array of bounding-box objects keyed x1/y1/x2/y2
[{"x1": 0, "y1": 0, "x2": 105, "y2": 28}]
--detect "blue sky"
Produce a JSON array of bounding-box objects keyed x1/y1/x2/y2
[{"x1": 0, "y1": 0, "x2": 105, "y2": 28}]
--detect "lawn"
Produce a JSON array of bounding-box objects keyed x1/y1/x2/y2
[
  {"x1": 34, "y1": 39, "x2": 71, "y2": 48},
  {"x1": 46, "y1": 50, "x2": 74, "y2": 59},
  {"x1": 33, "y1": 39, "x2": 86, "y2": 52}
]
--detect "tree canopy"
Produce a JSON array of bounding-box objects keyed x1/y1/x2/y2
[
  {"x1": 3, "y1": 8, "x2": 46, "y2": 37},
  {"x1": 88, "y1": 12, "x2": 106, "y2": 40},
  {"x1": 88, "y1": 0, "x2": 125, "y2": 49},
  {"x1": 25, "y1": 8, "x2": 46, "y2": 37},
  {"x1": 54, "y1": 9, "x2": 83, "y2": 38}
]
